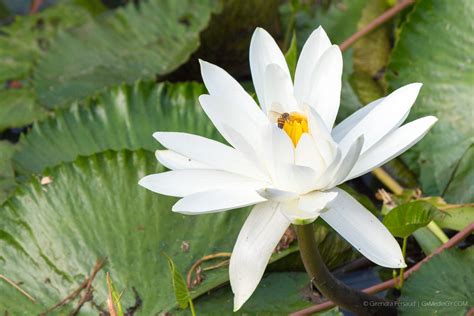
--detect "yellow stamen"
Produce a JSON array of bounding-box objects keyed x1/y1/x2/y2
[{"x1": 281, "y1": 112, "x2": 308, "y2": 146}]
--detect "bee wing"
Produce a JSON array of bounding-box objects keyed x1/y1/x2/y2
[{"x1": 268, "y1": 110, "x2": 281, "y2": 123}]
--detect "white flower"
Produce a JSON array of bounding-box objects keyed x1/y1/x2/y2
[{"x1": 139, "y1": 27, "x2": 437, "y2": 311}]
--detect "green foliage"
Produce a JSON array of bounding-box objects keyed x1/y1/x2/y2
[
  {"x1": 106, "y1": 272, "x2": 125, "y2": 316},
  {"x1": 443, "y1": 144, "x2": 474, "y2": 203},
  {"x1": 398, "y1": 247, "x2": 474, "y2": 315},
  {"x1": 178, "y1": 273, "x2": 316, "y2": 314},
  {"x1": 293, "y1": 0, "x2": 368, "y2": 45},
  {"x1": 383, "y1": 201, "x2": 441, "y2": 238},
  {"x1": 0, "y1": 141, "x2": 15, "y2": 204},
  {"x1": 0, "y1": 150, "x2": 250, "y2": 314},
  {"x1": 0, "y1": 88, "x2": 47, "y2": 131},
  {"x1": 386, "y1": 0, "x2": 474, "y2": 202},
  {"x1": 0, "y1": 1, "x2": 96, "y2": 82},
  {"x1": 13, "y1": 81, "x2": 214, "y2": 174},
  {"x1": 165, "y1": 254, "x2": 193, "y2": 310},
  {"x1": 350, "y1": 0, "x2": 391, "y2": 104},
  {"x1": 34, "y1": 0, "x2": 219, "y2": 108},
  {"x1": 0, "y1": 1, "x2": 97, "y2": 130},
  {"x1": 285, "y1": 32, "x2": 298, "y2": 80}
]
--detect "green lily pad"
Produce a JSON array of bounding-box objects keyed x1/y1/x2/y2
[
  {"x1": 0, "y1": 150, "x2": 252, "y2": 314},
  {"x1": 34, "y1": 0, "x2": 220, "y2": 108},
  {"x1": 398, "y1": 247, "x2": 474, "y2": 315},
  {"x1": 386, "y1": 0, "x2": 474, "y2": 202},
  {"x1": 13, "y1": 81, "x2": 217, "y2": 174}
]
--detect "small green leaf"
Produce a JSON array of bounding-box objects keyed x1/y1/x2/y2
[
  {"x1": 284, "y1": 32, "x2": 298, "y2": 80},
  {"x1": 383, "y1": 201, "x2": 441, "y2": 238},
  {"x1": 164, "y1": 254, "x2": 192, "y2": 310}
]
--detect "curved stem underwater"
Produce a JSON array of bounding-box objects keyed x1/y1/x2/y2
[{"x1": 295, "y1": 224, "x2": 396, "y2": 316}]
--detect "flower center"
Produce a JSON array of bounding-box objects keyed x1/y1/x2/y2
[{"x1": 278, "y1": 112, "x2": 308, "y2": 146}]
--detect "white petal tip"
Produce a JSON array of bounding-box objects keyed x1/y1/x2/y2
[
  {"x1": 233, "y1": 295, "x2": 246, "y2": 312},
  {"x1": 426, "y1": 115, "x2": 438, "y2": 124},
  {"x1": 152, "y1": 131, "x2": 165, "y2": 142}
]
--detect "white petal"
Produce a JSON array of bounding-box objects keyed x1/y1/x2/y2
[
  {"x1": 275, "y1": 163, "x2": 318, "y2": 194},
  {"x1": 332, "y1": 98, "x2": 385, "y2": 142},
  {"x1": 306, "y1": 45, "x2": 343, "y2": 129},
  {"x1": 264, "y1": 63, "x2": 299, "y2": 113},
  {"x1": 198, "y1": 95, "x2": 265, "y2": 169},
  {"x1": 346, "y1": 116, "x2": 438, "y2": 181},
  {"x1": 153, "y1": 132, "x2": 262, "y2": 179},
  {"x1": 172, "y1": 189, "x2": 265, "y2": 214},
  {"x1": 230, "y1": 202, "x2": 291, "y2": 311},
  {"x1": 295, "y1": 133, "x2": 326, "y2": 175},
  {"x1": 280, "y1": 198, "x2": 319, "y2": 224},
  {"x1": 326, "y1": 135, "x2": 364, "y2": 188},
  {"x1": 299, "y1": 190, "x2": 338, "y2": 213},
  {"x1": 260, "y1": 124, "x2": 294, "y2": 180},
  {"x1": 320, "y1": 188, "x2": 406, "y2": 268},
  {"x1": 257, "y1": 188, "x2": 298, "y2": 202},
  {"x1": 294, "y1": 26, "x2": 332, "y2": 105},
  {"x1": 250, "y1": 28, "x2": 291, "y2": 113},
  {"x1": 155, "y1": 150, "x2": 209, "y2": 170},
  {"x1": 139, "y1": 170, "x2": 267, "y2": 197},
  {"x1": 308, "y1": 108, "x2": 338, "y2": 165},
  {"x1": 221, "y1": 123, "x2": 269, "y2": 177},
  {"x1": 337, "y1": 83, "x2": 423, "y2": 153},
  {"x1": 313, "y1": 147, "x2": 342, "y2": 189},
  {"x1": 199, "y1": 60, "x2": 266, "y2": 123}
]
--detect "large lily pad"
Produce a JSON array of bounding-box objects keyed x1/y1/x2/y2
[
  {"x1": 398, "y1": 247, "x2": 474, "y2": 315},
  {"x1": 386, "y1": 0, "x2": 474, "y2": 202},
  {"x1": 0, "y1": 1, "x2": 97, "y2": 130},
  {"x1": 34, "y1": 0, "x2": 219, "y2": 108},
  {"x1": 0, "y1": 150, "x2": 252, "y2": 314},
  {"x1": 13, "y1": 81, "x2": 217, "y2": 174}
]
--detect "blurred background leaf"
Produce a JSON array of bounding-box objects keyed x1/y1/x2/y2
[
  {"x1": 386, "y1": 0, "x2": 474, "y2": 203},
  {"x1": 398, "y1": 247, "x2": 474, "y2": 315}
]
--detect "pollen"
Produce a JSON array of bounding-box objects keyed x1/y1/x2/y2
[{"x1": 281, "y1": 112, "x2": 308, "y2": 146}]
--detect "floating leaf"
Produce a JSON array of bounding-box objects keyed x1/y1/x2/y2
[
  {"x1": 386, "y1": 0, "x2": 474, "y2": 201},
  {"x1": 398, "y1": 247, "x2": 474, "y2": 315},
  {"x1": 0, "y1": 150, "x2": 252, "y2": 314},
  {"x1": 383, "y1": 201, "x2": 441, "y2": 238},
  {"x1": 443, "y1": 144, "x2": 474, "y2": 204},
  {"x1": 34, "y1": 0, "x2": 220, "y2": 108},
  {"x1": 13, "y1": 81, "x2": 215, "y2": 174},
  {"x1": 0, "y1": 88, "x2": 48, "y2": 131}
]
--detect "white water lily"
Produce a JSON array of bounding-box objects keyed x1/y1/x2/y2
[{"x1": 139, "y1": 26, "x2": 437, "y2": 311}]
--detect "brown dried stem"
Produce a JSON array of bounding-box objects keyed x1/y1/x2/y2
[
  {"x1": 0, "y1": 274, "x2": 36, "y2": 303},
  {"x1": 41, "y1": 258, "x2": 106, "y2": 315}
]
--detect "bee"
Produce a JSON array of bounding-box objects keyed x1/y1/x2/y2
[{"x1": 275, "y1": 112, "x2": 290, "y2": 129}]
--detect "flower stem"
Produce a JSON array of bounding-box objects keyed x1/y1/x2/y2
[{"x1": 295, "y1": 223, "x2": 396, "y2": 315}]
